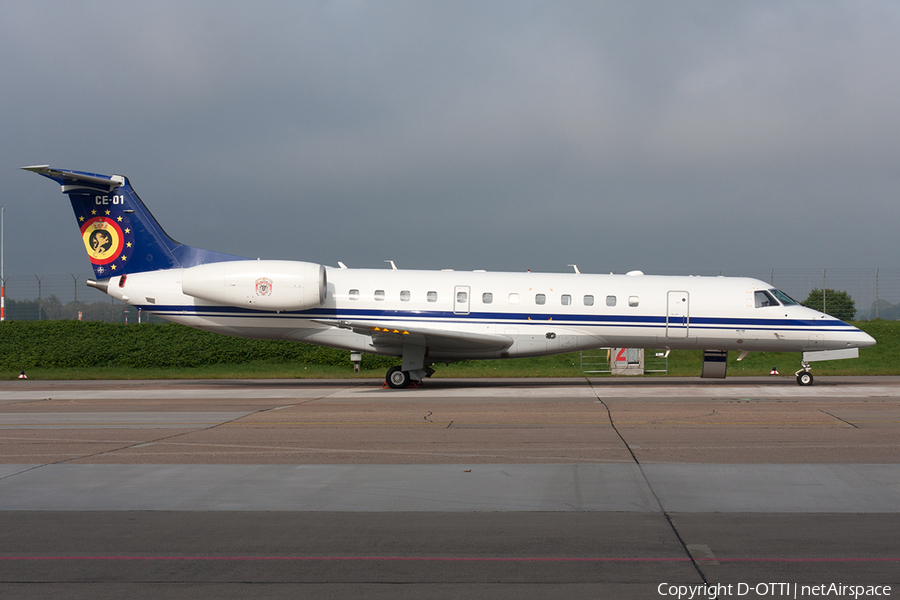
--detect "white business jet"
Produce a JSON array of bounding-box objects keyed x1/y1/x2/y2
[{"x1": 25, "y1": 166, "x2": 875, "y2": 387}]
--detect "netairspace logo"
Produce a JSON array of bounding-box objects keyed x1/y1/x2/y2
[{"x1": 657, "y1": 582, "x2": 892, "y2": 599}]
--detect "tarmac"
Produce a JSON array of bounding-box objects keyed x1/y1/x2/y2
[{"x1": 0, "y1": 376, "x2": 898, "y2": 599}]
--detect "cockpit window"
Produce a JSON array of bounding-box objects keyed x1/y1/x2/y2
[
  {"x1": 754, "y1": 290, "x2": 779, "y2": 308},
  {"x1": 770, "y1": 289, "x2": 799, "y2": 306}
]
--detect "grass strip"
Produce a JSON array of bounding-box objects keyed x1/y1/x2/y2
[{"x1": 1, "y1": 320, "x2": 895, "y2": 380}]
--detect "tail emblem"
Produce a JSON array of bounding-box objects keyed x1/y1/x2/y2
[{"x1": 78, "y1": 214, "x2": 134, "y2": 274}]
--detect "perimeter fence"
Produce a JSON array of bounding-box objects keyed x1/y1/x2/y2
[
  {"x1": 675, "y1": 268, "x2": 900, "y2": 321},
  {"x1": 1, "y1": 268, "x2": 899, "y2": 321},
  {"x1": 2, "y1": 273, "x2": 140, "y2": 322}
]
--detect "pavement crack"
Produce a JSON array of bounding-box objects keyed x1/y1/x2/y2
[
  {"x1": 587, "y1": 378, "x2": 711, "y2": 587},
  {"x1": 20, "y1": 401, "x2": 320, "y2": 469},
  {"x1": 0, "y1": 463, "x2": 46, "y2": 482},
  {"x1": 820, "y1": 409, "x2": 859, "y2": 428},
  {"x1": 31, "y1": 385, "x2": 362, "y2": 466}
]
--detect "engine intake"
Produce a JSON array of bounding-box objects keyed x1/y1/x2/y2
[{"x1": 182, "y1": 260, "x2": 326, "y2": 311}]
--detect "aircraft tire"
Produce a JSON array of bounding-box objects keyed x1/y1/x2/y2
[
  {"x1": 797, "y1": 371, "x2": 814, "y2": 386},
  {"x1": 386, "y1": 366, "x2": 411, "y2": 389}
]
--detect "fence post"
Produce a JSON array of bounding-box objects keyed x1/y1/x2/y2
[{"x1": 876, "y1": 268, "x2": 880, "y2": 320}]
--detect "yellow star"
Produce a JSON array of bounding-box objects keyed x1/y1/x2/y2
[
  {"x1": 111, "y1": 264, "x2": 117, "y2": 270},
  {"x1": 126, "y1": 242, "x2": 132, "y2": 248},
  {"x1": 117, "y1": 216, "x2": 123, "y2": 222},
  {"x1": 121, "y1": 256, "x2": 127, "y2": 261},
  {"x1": 124, "y1": 228, "x2": 130, "y2": 233},
  {"x1": 79, "y1": 216, "x2": 85, "y2": 222},
  {"x1": 105, "y1": 210, "x2": 110, "y2": 216},
  {"x1": 91, "y1": 209, "x2": 96, "y2": 215}
]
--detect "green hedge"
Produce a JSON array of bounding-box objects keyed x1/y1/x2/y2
[{"x1": 0, "y1": 321, "x2": 397, "y2": 370}]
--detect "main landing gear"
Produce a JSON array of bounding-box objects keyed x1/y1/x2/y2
[
  {"x1": 385, "y1": 366, "x2": 411, "y2": 389},
  {"x1": 795, "y1": 359, "x2": 814, "y2": 386},
  {"x1": 383, "y1": 343, "x2": 435, "y2": 389},
  {"x1": 384, "y1": 365, "x2": 435, "y2": 389}
]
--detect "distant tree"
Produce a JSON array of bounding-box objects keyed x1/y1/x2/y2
[
  {"x1": 802, "y1": 288, "x2": 856, "y2": 321},
  {"x1": 870, "y1": 299, "x2": 900, "y2": 320}
]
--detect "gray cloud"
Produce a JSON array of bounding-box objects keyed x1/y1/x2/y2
[{"x1": 2, "y1": 1, "x2": 898, "y2": 284}]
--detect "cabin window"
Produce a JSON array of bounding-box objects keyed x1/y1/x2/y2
[
  {"x1": 427, "y1": 291, "x2": 438, "y2": 303},
  {"x1": 374, "y1": 290, "x2": 385, "y2": 301},
  {"x1": 457, "y1": 291, "x2": 468, "y2": 303},
  {"x1": 583, "y1": 295, "x2": 594, "y2": 306},
  {"x1": 482, "y1": 292, "x2": 493, "y2": 304},
  {"x1": 508, "y1": 293, "x2": 520, "y2": 304},
  {"x1": 535, "y1": 294, "x2": 546, "y2": 305},
  {"x1": 349, "y1": 289, "x2": 359, "y2": 300},
  {"x1": 755, "y1": 290, "x2": 779, "y2": 308},
  {"x1": 606, "y1": 295, "x2": 616, "y2": 307},
  {"x1": 561, "y1": 294, "x2": 571, "y2": 306},
  {"x1": 400, "y1": 290, "x2": 410, "y2": 302},
  {"x1": 771, "y1": 289, "x2": 798, "y2": 306},
  {"x1": 628, "y1": 296, "x2": 639, "y2": 307}
]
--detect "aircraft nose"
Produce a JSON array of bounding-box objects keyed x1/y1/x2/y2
[
  {"x1": 852, "y1": 329, "x2": 876, "y2": 348},
  {"x1": 857, "y1": 331, "x2": 875, "y2": 348}
]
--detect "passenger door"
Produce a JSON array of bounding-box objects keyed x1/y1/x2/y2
[
  {"x1": 454, "y1": 286, "x2": 470, "y2": 315},
  {"x1": 666, "y1": 291, "x2": 689, "y2": 338}
]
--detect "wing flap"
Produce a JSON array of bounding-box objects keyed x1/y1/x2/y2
[{"x1": 312, "y1": 319, "x2": 513, "y2": 353}]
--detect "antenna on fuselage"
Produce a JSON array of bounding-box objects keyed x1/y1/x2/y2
[
  {"x1": 568, "y1": 264, "x2": 581, "y2": 274},
  {"x1": 385, "y1": 260, "x2": 398, "y2": 270}
]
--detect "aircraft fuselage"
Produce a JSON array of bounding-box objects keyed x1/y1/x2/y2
[{"x1": 99, "y1": 267, "x2": 872, "y2": 362}]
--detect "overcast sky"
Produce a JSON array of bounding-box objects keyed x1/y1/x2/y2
[{"x1": 2, "y1": 1, "x2": 898, "y2": 280}]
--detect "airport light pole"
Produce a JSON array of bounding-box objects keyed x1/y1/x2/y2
[{"x1": 1, "y1": 206, "x2": 5, "y2": 321}]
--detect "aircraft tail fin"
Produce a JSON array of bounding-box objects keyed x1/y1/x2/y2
[{"x1": 23, "y1": 166, "x2": 247, "y2": 278}]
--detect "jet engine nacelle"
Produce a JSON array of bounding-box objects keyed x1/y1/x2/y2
[{"x1": 182, "y1": 260, "x2": 327, "y2": 311}]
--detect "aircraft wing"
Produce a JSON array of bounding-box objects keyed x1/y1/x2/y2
[{"x1": 312, "y1": 319, "x2": 513, "y2": 353}]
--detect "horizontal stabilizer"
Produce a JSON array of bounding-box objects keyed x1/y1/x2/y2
[{"x1": 22, "y1": 165, "x2": 124, "y2": 192}]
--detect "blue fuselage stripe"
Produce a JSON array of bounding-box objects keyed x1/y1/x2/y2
[{"x1": 137, "y1": 304, "x2": 856, "y2": 333}]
